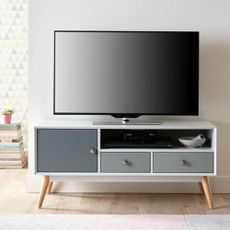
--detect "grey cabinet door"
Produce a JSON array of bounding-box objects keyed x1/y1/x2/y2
[{"x1": 36, "y1": 129, "x2": 97, "y2": 172}]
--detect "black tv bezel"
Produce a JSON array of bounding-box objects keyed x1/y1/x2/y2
[{"x1": 53, "y1": 30, "x2": 199, "y2": 117}]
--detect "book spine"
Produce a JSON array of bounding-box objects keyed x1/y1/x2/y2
[
  {"x1": 0, "y1": 161, "x2": 24, "y2": 166},
  {"x1": 0, "y1": 130, "x2": 22, "y2": 136},
  {"x1": 0, "y1": 161, "x2": 26, "y2": 169},
  {"x1": 0, "y1": 123, "x2": 21, "y2": 130},
  {"x1": 0, "y1": 151, "x2": 24, "y2": 156},
  {"x1": 0, "y1": 157, "x2": 23, "y2": 161},
  {"x1": 0, "y1": 145, "x2": 23, "y2": 149},
  {"x1": 0, "y1": 137, "x2": 23, "y2": 143},
  {"x1": 0, "y1": 155, "x2": 25, "y2": 165},
  {"x1": 0, "y1": 141, "x2": 22, "y2": 148},
  {"x1": 0, "y1": 154, "x2": 24, "y2": 158},
  {"x1": 0, "y1": 146, "x2": 24, "y2": 152}
]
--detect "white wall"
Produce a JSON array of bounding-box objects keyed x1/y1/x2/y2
[{"x1": 29, "y1": 0, "x2": 230, "y2": 192}]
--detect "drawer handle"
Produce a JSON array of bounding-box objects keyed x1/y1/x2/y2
[
  {"x1": 121, "y1": 160, "x2": 129, "y2": 166},
  {"x1": 90, "y1": 148, "x2": 97, "y2": 154},
  {"x1": 180, "y1": 160, "x2": 188, "y2": 166}
]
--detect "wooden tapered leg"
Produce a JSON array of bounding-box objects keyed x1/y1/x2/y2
[
  {"x1": 199, "y1": 182, "x2": 204, "y2": 194},
  {"x1": 38, "y1": 176, "x2": 50, "y2": 209},
  {"x1": 201, "y1": 176, "x2": 214, "y2": 209},
  {"x1": 47, "y1": 181, "x2": 53, "y2": 194}
]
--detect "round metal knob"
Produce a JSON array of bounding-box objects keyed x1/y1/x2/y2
[
  {"x1": 90, "y1": 148, "x2": 97, "y2": 154},
  {"x1": 121, "y1": 160, "x2": 129, "y2": 166},
  {"x1": 180, "y1": 160, "x2": 187, "y2": 166}
]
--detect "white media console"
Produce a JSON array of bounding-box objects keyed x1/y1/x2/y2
[{"x1": 34, "y1": 120, "x2": 217, "y2": 209}]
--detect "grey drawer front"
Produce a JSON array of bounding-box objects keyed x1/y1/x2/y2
[
  {"x1": 37, "y1": 129, "x2": 97, "y2": 172},
  {"x1": 154, "y1": 152, "x2": 213, "y2": 173},
  {"x1": 101, "y1": 152, "x2": 150, "y2": 173}
]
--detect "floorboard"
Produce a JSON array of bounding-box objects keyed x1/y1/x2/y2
[{"x1": 0, "y1": 168, "x2": 230, "y2": 214}]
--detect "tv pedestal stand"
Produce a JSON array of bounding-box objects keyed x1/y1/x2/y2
[
  {"x1": 93, "y1": 118, "x2": 161, "y2": 125},
  {"x1": 122, "y1": 117, "x2": 130, "y2": 124},
  {"x1": 34, "y1": 120, "x2": 216, "y2": 209}
]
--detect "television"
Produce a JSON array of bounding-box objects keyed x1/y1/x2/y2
[{"x1": 54, "y1": 31, "x2": 199, "y2": 118}]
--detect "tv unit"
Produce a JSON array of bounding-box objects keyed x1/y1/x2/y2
[{"x1": 54, "y1": 31, "x2": 199, "y2": 119}]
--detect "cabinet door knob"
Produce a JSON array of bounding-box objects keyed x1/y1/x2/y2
[
  {"x1": 90, "y1": 148, "x2": 97, "y2": 154},
  {"x1": 180, "y1": 160, "x2": 187, "y2": 166},
  {"x1": 121, "y1": 160, "x2": 129, "y2": 166}
]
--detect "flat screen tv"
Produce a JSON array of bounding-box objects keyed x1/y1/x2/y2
[{"x1": 54, "y1": 31, "x2": 199, "y2": 118}]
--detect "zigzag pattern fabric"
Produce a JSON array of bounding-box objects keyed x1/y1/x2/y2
[{"x1": 0, "y1": 0, "x2": 28, "y2": 146}]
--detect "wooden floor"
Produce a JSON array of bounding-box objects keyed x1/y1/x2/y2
[{"x1": 1, "y1": 168, "x2": 230, "y2": 214}]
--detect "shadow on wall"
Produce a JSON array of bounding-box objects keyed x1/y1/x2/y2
[{"x1": 199, "y1": 41, "x2": 230, "y2": 176}]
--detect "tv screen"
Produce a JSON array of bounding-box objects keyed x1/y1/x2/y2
[{"x1": 54, "y1": 31, "x2": 199, "y2": 117}]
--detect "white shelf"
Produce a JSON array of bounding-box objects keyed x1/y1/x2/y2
[{"x1": 99, "y1": 148, "x2": 213, "y2": 153}]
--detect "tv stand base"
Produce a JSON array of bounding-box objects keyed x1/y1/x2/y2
[
  {"x1": 37, "y1": 176, "x2": 214, "y2": 209},
  {"x1": 122, "y1": 117, "x2": 130, "y2": 124},
  {"x1": 35, "y1": 120, "x2": 216, "y2": 210},
  {"x1": 93, "y1": 120, "x2": 161, "y2": 125}
]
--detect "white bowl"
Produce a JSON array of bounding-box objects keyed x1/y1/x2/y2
[{"x1": 178, "y1": 136, "x2": 206, "y2": 148}]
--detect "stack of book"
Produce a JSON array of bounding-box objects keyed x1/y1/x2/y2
[{"x1": 0, "y1": 123, "x2": 26, "y2": 169}]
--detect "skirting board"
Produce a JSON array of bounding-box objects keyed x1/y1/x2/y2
[{"x1": 26, "y1": 175, "x2": 230, "y2": 193}]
